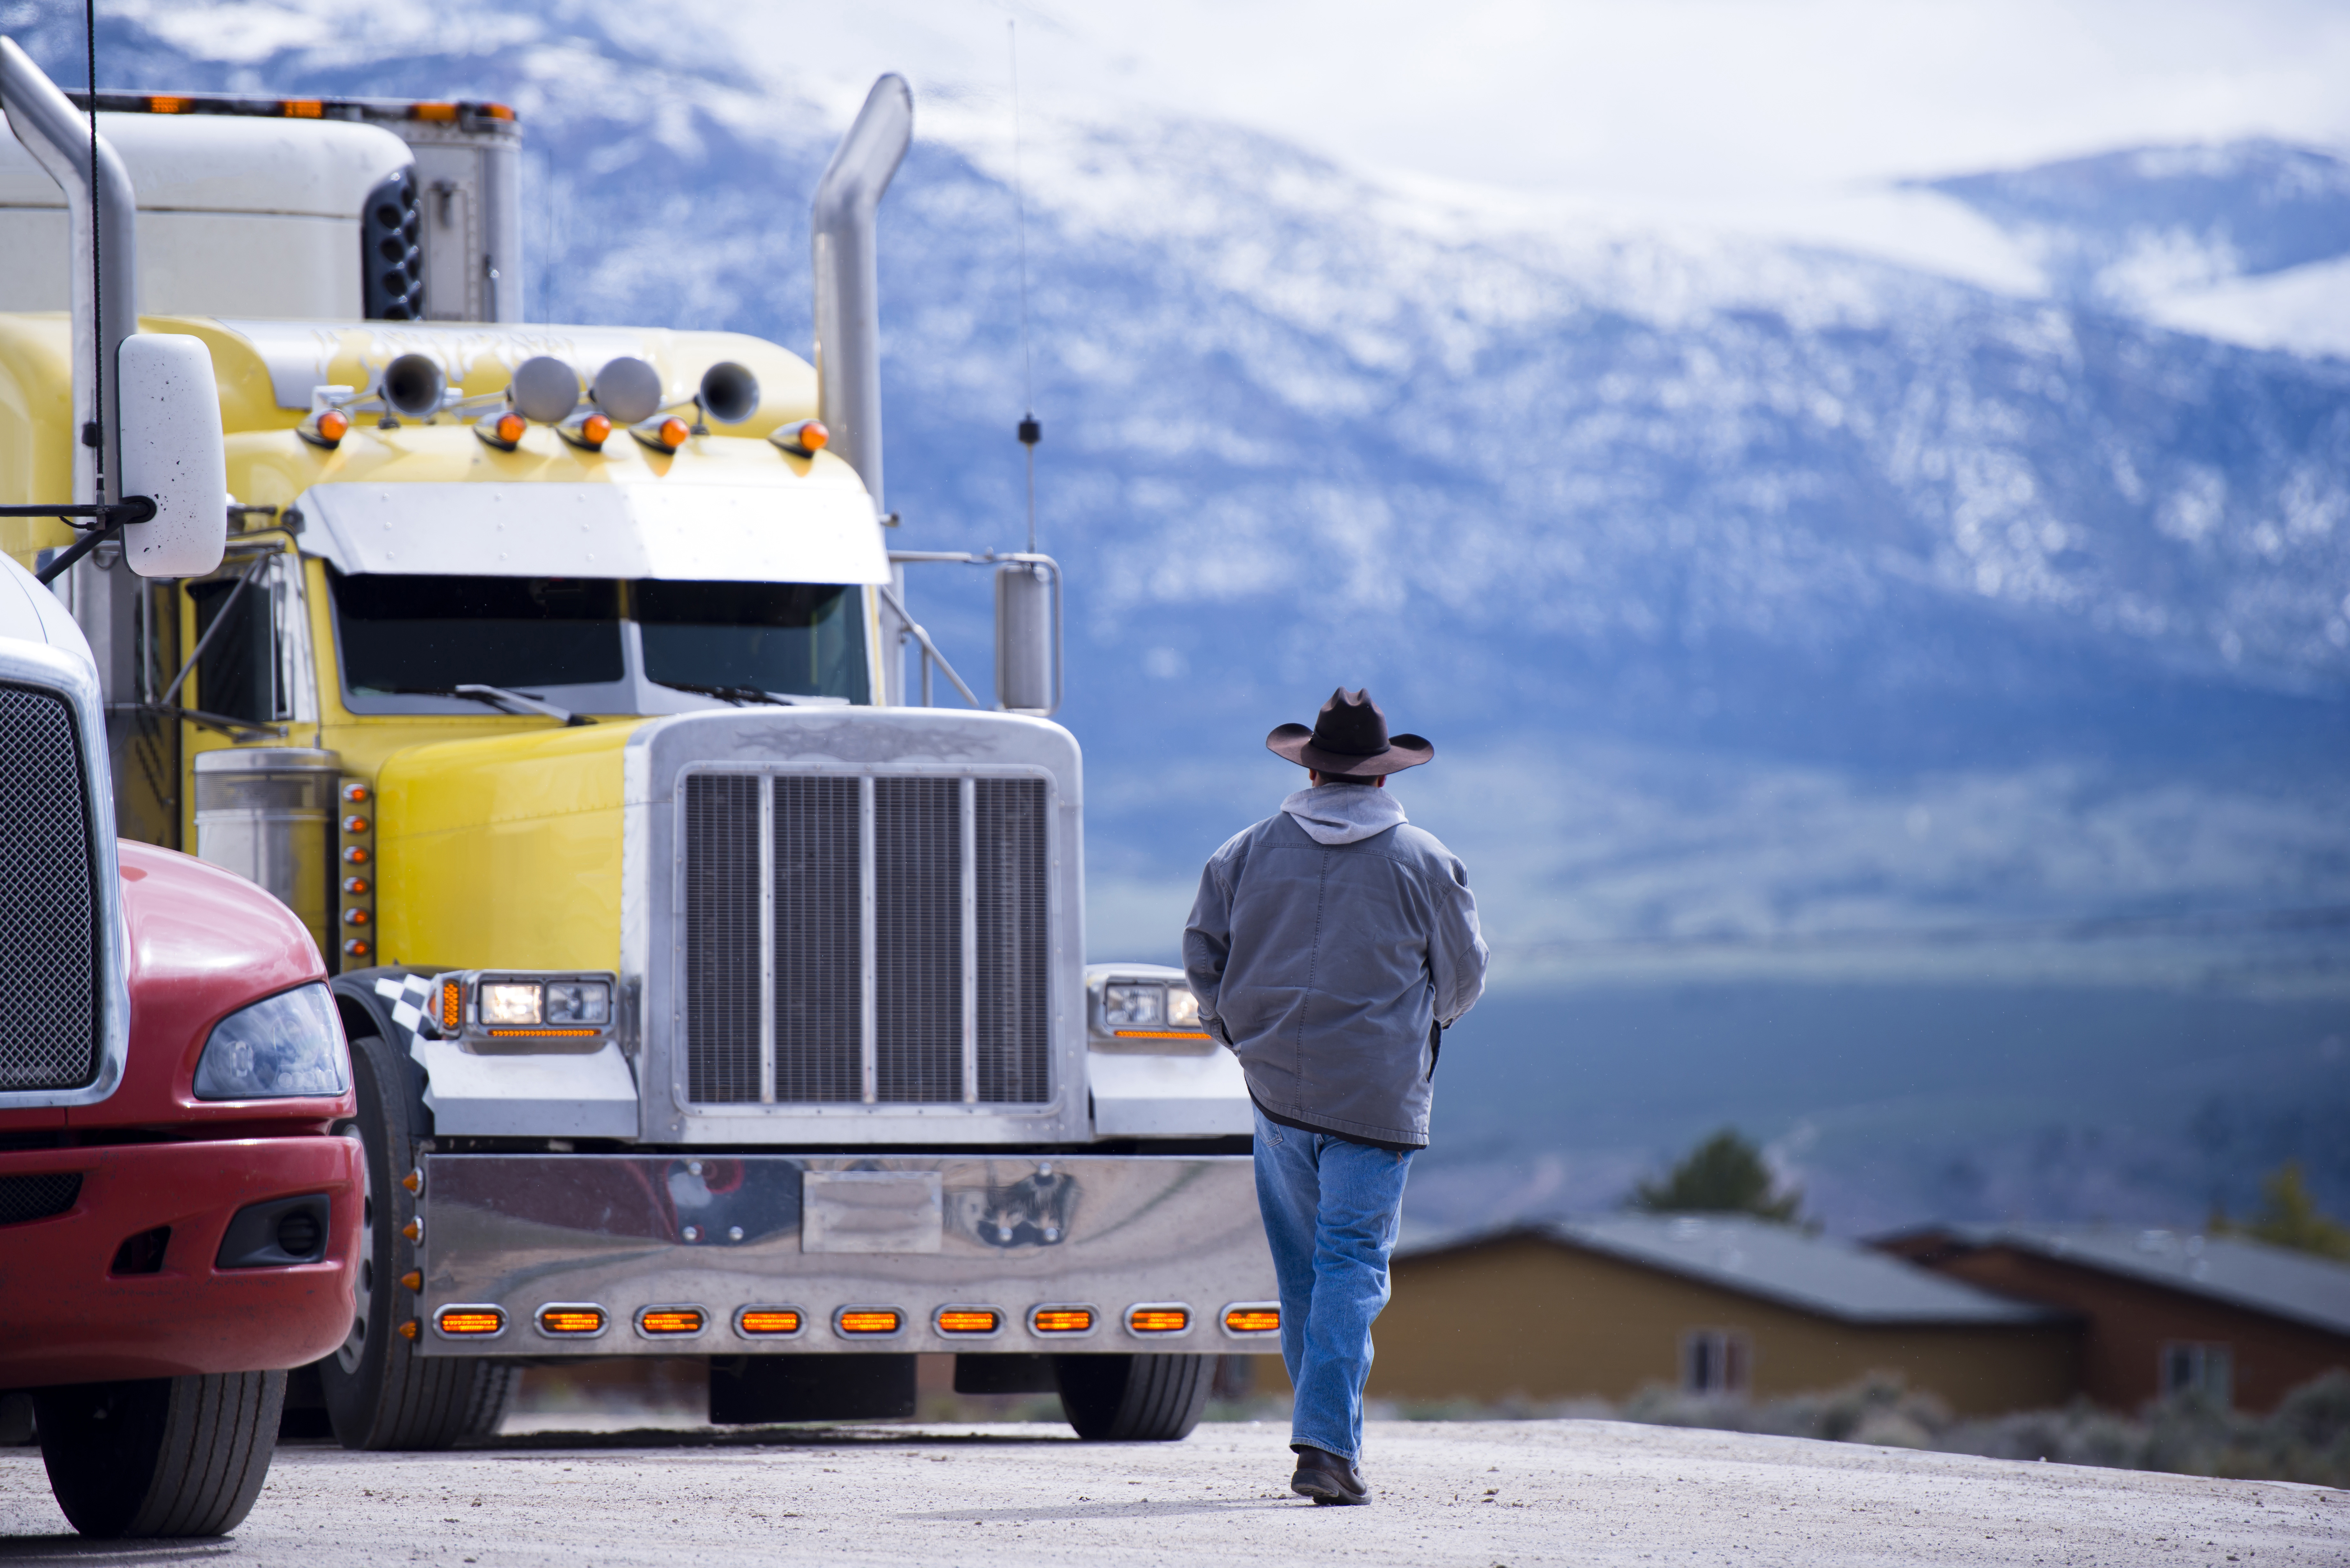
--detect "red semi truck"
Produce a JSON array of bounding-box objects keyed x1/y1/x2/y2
[{"x1": 0, "y1": 41, "x2": 362, "y2": 1539}]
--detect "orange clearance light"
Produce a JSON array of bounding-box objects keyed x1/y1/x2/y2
[
  {"x1": 638, "y1": 1308, "x2": 705, "y2": 1336},
  {"x1": 583, "y1": 412, "x2": 611, "y2": 445},
  {"x1": 342, "y1": 908, "x2": 371, "y2": 926},
  {"x1": 399, "y1": 1319, "x2": 420, "y2": 1340},
  {"x1": 936, "y1": 1309, "x2": 1001, "y2": 1335},
  {"x1": 836, "y1": 1309, "x2": 902, "y2": 1336},
  {"x1": 436, "y1": 1307, "x2": 504, "y2": 1336},
  {"x1": 483, "y1": 1027, "x2": 600, "y2": 1039},
  {"x1": 147, "y1": 94, "x2": 188, "y2": 113},
  {"x1": 738, "y1": 1308, "x2": 802, "y2": 1336},
  {"x1": 280, "y1": 99, "x2": 323, "y2": 118},
  {"x1": 497, "y1": 412, "x2": 526, "y2": 444},
  {"x1": 1113, "y1": 1029, "x2": 1211, "y2": 1040},
  {"x1": 342, "y1": 876, "x2": 370, "y2": 895},
  {"x1": 1031, "y1": 1307, "x2": 1094, "y2": 1335},
  {"x1": 657, "y1": 416, "x2": 688, "y2": 450},
  {"x1": 482, "y1": 102, "x2": 515, "y2": 121},
  {"x1": 342, "y1": 782, "x2": 370, "y2": 804},
  {"x1": 412, "y1": 102, "x2": 459, "y2": 122},
  {"x1": 319, "y1": 409, "x2": 349, "y2": 441},
  {"x1": 771, "y1": 419, "x2": 829, "y2": 456},
  {"x1": 1224, "y1": 1307, "x2": 1280, "y2": 1334},
  {"x1": 1128, "y1": 1307, "x2": 1190, "y2": 1334},
  {"x1": 342, "y1": 938, "x2": 371, "y2": 959},
  {"x1": 436, "y1": 979, "x2": 462, "y2": 1032},
  {"x1": 343, "y1": 845, "x2": 370, "y2": 865},
  {"x1": 538, "y1": 1306, "x2": 606, "y2": 1335},
  {"x1": 400, "y1": 1270, "x2": 421, "y2": 1291},
  {"x1": 342, "y1": 814, "x2": 370, "y2": 834}
]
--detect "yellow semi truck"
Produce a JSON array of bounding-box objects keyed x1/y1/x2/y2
[{"x1": 0, "y1": 56, "x2": 1270, "y2": 1447}]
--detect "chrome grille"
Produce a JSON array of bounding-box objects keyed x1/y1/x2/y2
[
  {"x1": 773, "y1": 776, "x2": 859, "y2": 1101},
  {"x1": 683, "y1": 774, "x2": 762, "y2": 1104},
  {"x1": 974, "y1": 779, "x2": 1050, "y2": 1103},
  {"x1": 679, "y1": 772, "x2": 1053, "y2": 1107},
  {"x1": 0, "y1": 684, "x2": 100, "y2": 1092}
]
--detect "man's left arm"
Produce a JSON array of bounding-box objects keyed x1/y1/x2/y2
[{"x1": 1427, "y1": 852, "x2": 1489, "y2": 1027}]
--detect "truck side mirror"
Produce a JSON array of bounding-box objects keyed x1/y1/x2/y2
[
  {"x1": 117, "y1": 333, "x2": 227, "y2": 579},
  {"x1": 994, "y1": 559, "x2": 1061, "y2": 715}
]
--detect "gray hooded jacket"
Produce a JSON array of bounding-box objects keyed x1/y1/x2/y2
[{"x1": 1183, "y1": 784, "x2": 1488, "y2": 1149}]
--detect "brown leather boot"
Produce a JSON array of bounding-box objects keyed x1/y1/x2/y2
[{"x1": 1289, "y1": 1444, "x2": 1370, "y2": 1505}]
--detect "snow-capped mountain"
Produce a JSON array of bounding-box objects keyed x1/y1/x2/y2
[{"x1": 17, "y1": 1, "x2": 2347, "y2": 1229}]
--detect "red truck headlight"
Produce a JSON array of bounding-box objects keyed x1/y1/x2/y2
[{"x1": 192, "y1": 982, "x2": 350, "y2": 1101}]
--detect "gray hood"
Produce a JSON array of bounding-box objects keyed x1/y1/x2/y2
[{"x1": 1282, "y1": 784, "x2": 1407, "y2": 845}]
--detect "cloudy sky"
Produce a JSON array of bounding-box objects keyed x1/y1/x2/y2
[{"x1": 702, "y1": 0, "x2": 2350, "y2": 200}]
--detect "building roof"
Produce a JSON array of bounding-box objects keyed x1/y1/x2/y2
[
  {"x1": 1399, "y1": 1215, "x2": 2065, "y2": 1327},
  {"x1": 1881, "y1": 1223, "x2": 2350, "y2": 1339}
]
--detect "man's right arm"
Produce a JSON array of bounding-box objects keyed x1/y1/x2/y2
[{"x1": 1182, "y1": 842, "x2": 1240, "y2": 1050}]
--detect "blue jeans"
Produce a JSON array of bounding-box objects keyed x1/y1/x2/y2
[{"x1": 1251, "y1": 1103, "x2": 1414, "y2": 1464}]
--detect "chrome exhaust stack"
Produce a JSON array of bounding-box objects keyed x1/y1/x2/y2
[
  {"x1": 0, "y1": 38, "x2": 137, "y2": 514},
  {"x1": 812, "y1": 74, "x2": 912, "y2": 702}
]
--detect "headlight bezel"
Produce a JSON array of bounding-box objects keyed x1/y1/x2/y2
[
  {"x1": 193, "y1": 981, "x2": 352, "y2": 1102},
  {"x1": 425, "y1": 970, "x2": 618, "y2": 1055},
  {"x1": 1087, "y1": 970, "x2": 1214, "y2": 1052}
]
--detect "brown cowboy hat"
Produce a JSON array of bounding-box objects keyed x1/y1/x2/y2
[{"x1": 1266, "y1": 688, "x2": 1434, "y2": 778}]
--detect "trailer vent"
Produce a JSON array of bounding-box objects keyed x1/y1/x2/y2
[
  {"x1": 0, "y1": 684, "x2": 101, "y2": 1092},
  {"x1": 679, "y1": 772, "x2": 1052, "y2": 1107},
  {"x1": 362, "y1": 167, "x2": 426, "y2": 321}
]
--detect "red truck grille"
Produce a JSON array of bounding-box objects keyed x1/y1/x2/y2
[{"x1": 0, "y1": 684, "x2": 101, "y2": 1092}]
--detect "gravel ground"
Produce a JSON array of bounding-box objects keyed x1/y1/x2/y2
[{"x1": 1, "y1": 1419, "x2": 2341, "y2": 1565}]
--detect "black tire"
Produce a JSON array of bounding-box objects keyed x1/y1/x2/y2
[
  {"x1": 314, "y1": 1022, "x2": 513, "y2": 1450},
  {"x1": 1054, "y1": 1354, "x2": 1213, "y2": 1441},
  {"x1": 32, "y1": 1371, "x2": 284, "y2": 1538}
]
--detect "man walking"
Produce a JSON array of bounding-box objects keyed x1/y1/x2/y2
[{"x1": 1183, "y1": 688, "x2": 1488, "y2": 1505}]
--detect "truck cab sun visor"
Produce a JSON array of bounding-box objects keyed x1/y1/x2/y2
[{"x1": 297, "y1": 481, "x2": 891, "y2": 585}]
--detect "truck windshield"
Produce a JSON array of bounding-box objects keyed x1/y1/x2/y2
[
  {"x1": 327, "y1": 571, "x2": 867, "y2": 705},
  {"x1": 635, "y1": 580, "x2": 866, "y2": 700},
  {"x1": 332, "y1": 574, "x2": 622, "y2": 693}
]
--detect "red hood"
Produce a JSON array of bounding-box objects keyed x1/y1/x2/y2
[{"x1": 69, "y1": 841, "x2": 353, "y2": 1135}]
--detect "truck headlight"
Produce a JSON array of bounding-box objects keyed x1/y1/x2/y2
[
  {"x1": 545, "y1": 981, "x2": 611, "y2": 1024},
  {"x1": 194, "y1": 983, "x2": 350, "y2": 1100},
  {"x1": 1166, "y1": 987, "x2": 1202, "y2": 1028},
  {"x1": 1103, "y1": 984, "x2": 1164, "y2": 1028},
  {"x1": 481, "y1": 982, "x2": 544, "y2": 1025}
]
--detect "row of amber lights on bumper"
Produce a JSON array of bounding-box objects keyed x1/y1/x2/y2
[
  {"x1": 308, "y1": 401, "x2": 826, "y2": 457},
  {"x1": 428, "y1": 1302, "x2": 1283, "y2": 1340}
]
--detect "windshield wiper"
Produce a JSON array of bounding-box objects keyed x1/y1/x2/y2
[
  {"x1": 387, "y1": 684, "x2": 594, "y2": 726},
  {"x1": 649, "y1": 679, "x2": 798, "y2": 708}
]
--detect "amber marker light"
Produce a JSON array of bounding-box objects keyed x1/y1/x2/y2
[
  {"x1": 497, "y1": 412, "x2": 526, "y2": 443},
  {"x1": 343, "y1": 938, "x2": 371, "y2": 959},
  {"x1": 638, "y1": 1308, "x2": 705, "y2": 1336},
  {"x1": 147, "y1": 95, "x2": 187, "y2": 113},
  {"x1": 1127, "y1": 1307, "x2": 1191, "y2": 1334},
  {"x1": 342, "y1": 908, "x2": 370, "y2": 926},
  {"x1": 657, "y1": 416, "x2": 688, "y2": 449},
  {"x1": 583, "y1": 413, "x2": 611, "y2": 444},
  {"x1": 737, "y1": 1308, "x2": 802, "y2": 1336},
  {"x1": 435, "y1": 979, "x2": 462, "y2": 1033},
  {"x1": 342, "y1": 782, "x2": 370, "y2": 804},
  {"x1": 412, "y1": 102, "x2": 459, "y2": 121},
  {"x1": 1031, "y1": 1307, "x2": 1095, "y2": 1335},
  {"x1": 343, "y1": 846, "x2": 370, "y2": 865},
  {"x1": 342, "y1": 815, "x2": 370, "y2": 834},
  {"x1": 280, "y1": 99, "x2": 324, "y2": 118},
  {"x1": 836, "y1": 1309, "x2": 902, "y2": 1336},
  {"x1": 342, "y1": 876, "x2": 370, "y2": 896},
  {"x1": 1112, "y1": 1029, "x2": 1211, "y2": 1040},
  {"x1": 538, "y1": 1306, "x2": 606, "y2": 1336},
  {"x1": 436, "y1": 1307, "x2": 503, "y2": 1336},
  {"x1": 1223, "y1": 1306, "x2": 1281, "y2": 1334},
  {"x1": 483, "y1": 1027, "x2": 600, "y2": 1039},
  {"x1": 936, "y1": 1308, "x2": 1001, "y2": 1335},
  {"x1": 482, "y1": 103, "x2": 515, "y2": 121},
  {"x1": 770, "y1": 419, "x2": 829, "y2": 456},
  {"x1": 299, "y1": 407, "x2": 350, "y2": 449}
]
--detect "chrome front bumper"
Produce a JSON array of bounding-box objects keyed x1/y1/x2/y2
[{"x1": 415, "y1": 1152, "x2": 1277, "y2": 1356}]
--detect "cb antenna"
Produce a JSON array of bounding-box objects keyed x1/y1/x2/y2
[{"x1": 1009, "y1": 18, "x2": 1039, "y2": 555}]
